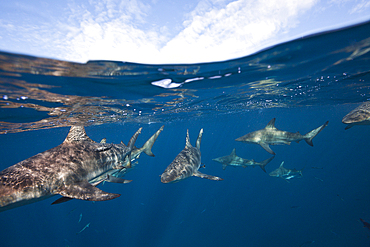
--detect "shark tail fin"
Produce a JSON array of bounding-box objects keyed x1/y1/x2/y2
[
  {"x1": 140, "y1": 125, "x2": 164, "y2": 157},
  {"x1": 304, "y1": 121, "x2": 329, "y2": 146},
  {"x1": 125, "y1": 128, "x2": 142, "y2": 168},
  {"x1": 127, "y1": 128, "x2": 142, "y2": 149},
  {"x1": 258, "y1": 156, "x2": 275, "y2": 173}
]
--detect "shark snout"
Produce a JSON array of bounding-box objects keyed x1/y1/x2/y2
[{"x1": 160, "y1": 173, "x2": 175, "y2": 183}]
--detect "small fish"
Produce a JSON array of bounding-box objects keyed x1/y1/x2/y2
[
  {"x1": 78, "y1": 213, "x2": 82, "y2": 223},
  {"x1": 360, "y1": 218, "x2": 370, "y2": 230},
  {"x1": 77, "y1": 223, "x2": 90, "y2": 235},
  {"x1": 299, "y1": 240, "x2": 315, "y2": 247}
]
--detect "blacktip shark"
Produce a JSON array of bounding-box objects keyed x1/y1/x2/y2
[
  {"x1": 89, "y1": 125, "x2": 164, "y2": 183},
  {"x1": 342, "y1": 102, "x2": 370, "y2": 129},
  {"x1": 212, "y1": 148, "x2": 274, "y2": 173},
  {"x1": 161, "y1": 129, "x2": 223, "y2": 183},
  {"x1": 235, "y1": 118, "x2": 329, "y2": 155},
  {"x1": 269, "y1": 161, "x2": 303, "y2": 181},
  {"x1": 0, "y1": 125, "x2": 163, "y2": 212},
  {"x1": 53, "y1": 125, "x2": 164, "y2": 205}
]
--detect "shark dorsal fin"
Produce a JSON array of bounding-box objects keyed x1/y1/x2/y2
[
  {"x1": 279, "y1": 161, "x2": 285, "y2": 168},
  {"x1": 185, "y1": 129, "x2": 192, "y2": 148},
  {"x1": 63, "y1": 126, "x2": 95, "y2": 143},
  {"x1": 265, "y1": 118, "x2": 277, "y2": 129},
  {"x1": 231, "y1": 148, "x2": 236, "y2": 156},
  {"x1": 195, "y1": 128, "x2": 203, "y2": 149}
]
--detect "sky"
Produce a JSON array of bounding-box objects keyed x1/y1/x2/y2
[{"x1": 0, "y1": 0, "x2": 369, "y2": 64}]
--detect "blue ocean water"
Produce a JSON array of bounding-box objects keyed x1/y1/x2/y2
[{"x1": 0, "y1": 21, "x2": 370, "y2": 247}]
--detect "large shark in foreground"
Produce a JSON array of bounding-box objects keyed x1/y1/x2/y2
[
  {"x1": 212, "y1": 148, "x2": 274, "y2": 173},
  {"x1": 161, "y1": 129, "x2": 223, "y2": 183},
  {"x1": 269, "y1": 161, "x2": 303, "y2": 181},
  {"x1": 235, "y1": 118, "x2": 329, "y2": 155},
  {"x1": 0, "y1": 125, "x2": 163, "y2": 212},
  {"x1": 342, "y1": 102, "x2": 370, "y2": 130}
]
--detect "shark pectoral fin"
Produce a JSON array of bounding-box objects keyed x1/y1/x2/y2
[
  {"x1": 193, "y1": 171, "x2": 223, "y2": 181},
  {"x1": 54, "y1": 181, "x2": 120, "y2": 202},
  {"x1": 222, "y1": 164, "x2": 227, "y2": 170},
  {"x1": 259, "y1": 142, "x2": 276, "y2": 155},
  {"x1": 51, "y1": 196, "x2": 74, "y2": 205},
  {"x1": 106, "y1": 175, "x2": 132, "y2": 184}
]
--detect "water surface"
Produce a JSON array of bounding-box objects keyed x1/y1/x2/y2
[{"x1": 0, "y1": 21, "x2": 370, "y2": 247}]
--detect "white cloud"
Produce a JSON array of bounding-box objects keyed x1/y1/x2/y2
[
  {"x1": 350, "y1": 0, "x2": 370, "y2": 14},
  {"x1": 58, "y1": 0, "x2": 319, "y2": 64},
  {"x1": 3, "y1": 0, "x2": 367, "y2": 64},
  {"x1": 160, "y1": 0, "x2": 318, "y2": 63}
]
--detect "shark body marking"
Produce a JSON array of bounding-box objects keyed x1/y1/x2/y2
[
  {"x1": 0, "y1": 125, "x2": 163, "y2": 212},
  {"x1": 161, "y1": 129, "x2": 223, "y2": 183}
]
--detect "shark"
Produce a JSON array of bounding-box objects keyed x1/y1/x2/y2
[
  {"x1": 89, "y1": 125, "x2": 164, "y2": 183},
  {"x1": 235, "y1": 118, "x2": 329, "y2": 155},
  {"x1": 212, "y1": 148, "x2": 274, "y2": 173},
  {"x1": 160, "y1": 129, "x2": 223, "y2": 183},
  {"x1": 269, "y1": 161, "x2": 303, "y2": 181},
  {"x1": 342, "y1": 102, "x2": 370, "y2": 130},
  {"x1": 0, "y1": 125, "x2": 163, "y2": 212}
]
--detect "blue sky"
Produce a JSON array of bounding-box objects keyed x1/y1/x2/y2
[{"x1": 0, "y1": 0, "x2": 369, "y2": 64}]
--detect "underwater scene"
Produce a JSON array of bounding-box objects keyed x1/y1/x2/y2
[{"x1": 0, "y1": 20, "x2": 370, "y2": 247}]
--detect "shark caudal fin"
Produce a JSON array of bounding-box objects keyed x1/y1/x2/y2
[
  {"x1": 125, "y1": 128, "x2": 142, "y2": 168},
  {"x1": 304, "y1": 121, "x2": 329, "y2": 146},
  {"x1": 258, "y1": 156, "x2": 275, "y2": 173},
  {"x1": 140, "y1": 126, "x2": 164, "y2": 157}
]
